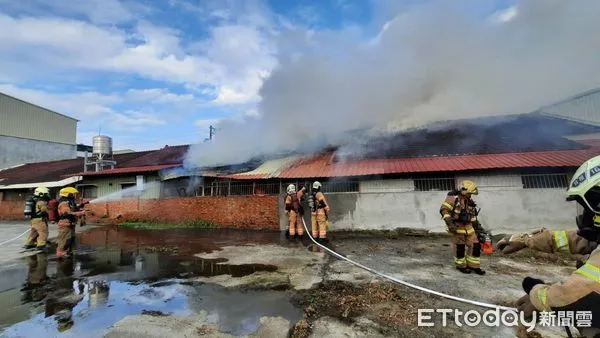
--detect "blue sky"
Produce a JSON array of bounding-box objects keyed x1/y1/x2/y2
[{"x1": 0, "y1": 0, "x2": 515, "y2": 151}]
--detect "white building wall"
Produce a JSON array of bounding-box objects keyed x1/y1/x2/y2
[{"x1": 280, "y1": 173, "x2": 576, "y2": 234}]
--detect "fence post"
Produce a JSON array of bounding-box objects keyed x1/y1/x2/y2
[
  {"x1": 253, "y1": 182, "x2": 256, "y2": 195},
  {"x1": 228, "y1": 181, "x2": 231, "y2": 196}
]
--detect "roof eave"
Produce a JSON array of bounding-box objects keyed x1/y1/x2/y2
[{"x1": 0, "y1": 176, "x2": 83, "y2": 190}]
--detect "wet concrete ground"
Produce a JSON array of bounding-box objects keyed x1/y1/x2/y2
[
  {"x1": 0, "y1": 223, "x2": 303, "y2": 337},
  {"x1": 0, "y1": 223, "x2": 582, "y2": 337}
]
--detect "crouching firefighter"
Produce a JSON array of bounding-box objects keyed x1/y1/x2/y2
[
  {"x1": 309, "y1": 181, "x2": 330, "y2": 244},
  {"x1": 56, "y1": 187, "x2": 86, "y2": 258},
  {"x1": 515, "y1": 155, "x2": 600, "y2": 337},
  {"x1": 23, "y1": 187, "x2": 51, "y2": 251},
  {"x1": 440, "y1": 180, "x2": 486, "y2": 275},
  {"x1": 285, "y1": 184, "x2": 306, "y2": 239}
]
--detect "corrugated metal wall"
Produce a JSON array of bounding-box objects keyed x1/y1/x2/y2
[
  {"x1": 0, "y1": 93, "x2": 77, "y2": 144},
  {"x1": 79, "y1": 175, "x2": 161, "y2": 199},
  {"x1": 541, "y1": 89, "x2": 600, "y2": 126}
]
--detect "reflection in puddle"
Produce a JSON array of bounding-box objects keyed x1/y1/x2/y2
[{"x1": 0, "y1": 227, "x2": 302, "y2": 337}]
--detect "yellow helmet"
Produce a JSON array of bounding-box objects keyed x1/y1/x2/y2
[
  {"x1": 460, "y1": 180, "x2": 478, "y2": 195},
  {"x1": 34, "y1": 186, "x2": 49, "y2": 197},
  {"x1": 59, "y1": 187, "x2": 79, "y2": 197}
]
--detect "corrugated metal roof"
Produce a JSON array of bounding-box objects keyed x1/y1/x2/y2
[
  {"x1": 0, "y1": 146, "x2": 188, "y2": 186},
  {"x1": 277, "y1": 148, "x2": 600, "y2": 178},
  {"x1": 540, "y1": 88, "x2": 600, "y2": 126},
  {"x1": 67, "y1": 164, "x2": 180, "y2": 177},
  {"x1": 225, "y1": 156, "x2": 302, "y2": 180}
]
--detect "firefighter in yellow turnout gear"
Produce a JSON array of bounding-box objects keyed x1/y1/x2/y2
[
  {"x1": 284, "y1": 184, "x2": 307, "y2": 238},
  {"x1": 503, "y1": 155, "x2": 600, "y2": 337},
  {"x1": 24, "y1": 187, "x2": 51, "y2": 250},
  {"x1": 440, "y1": 180, "x2": 486, "y2": 275},
  {"x1": 56, "y1": 187, "x2": 85, "y2": 258},
  {"x1": 310, "y1": 181, "x2": 331, "y2": 244}
]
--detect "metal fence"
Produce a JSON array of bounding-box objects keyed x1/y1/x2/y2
[
  {"x1": 199, "y1": 182, "x2": 281, "y2": 196},
  {"x1": 520, "y1": 173, "x2": 570, "y2": 189},
  {"x1": 161, "y1": 173, "x2": 571, "y2": 198}
]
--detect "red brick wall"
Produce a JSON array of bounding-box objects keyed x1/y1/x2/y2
[
  {"x1": 0, "y1": 201, "x2": 24, "y2": 220},
  {"x1": 85, "y1": 196, "x2": 279, "y2": 230}
]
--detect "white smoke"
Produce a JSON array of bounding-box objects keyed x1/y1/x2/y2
[{"x1": 184, "y1": 0, "x2": 600, "y2": 168}]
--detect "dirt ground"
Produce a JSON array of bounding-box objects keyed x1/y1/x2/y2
[{"x1": 103, "y1": 230, "x2": 579, "y2": 337}]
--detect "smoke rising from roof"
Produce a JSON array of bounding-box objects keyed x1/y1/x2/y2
[{"x1": 184, "y1": 0, "x2": 600, "y2": 169}]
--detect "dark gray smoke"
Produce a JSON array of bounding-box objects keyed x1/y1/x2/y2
[{"x1": 184, "y1": 0, "x2": 600, "y2": 168}]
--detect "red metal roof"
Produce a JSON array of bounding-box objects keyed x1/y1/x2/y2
[
  {"x1": 277, "y1": 148, "x2": 600, "y2": 178},
  {"x1": 0, "y1": 146, "x2": 189, "y2": 186},
  {"x1": 67, "y1": 164, "x2": 180, "y2": 177}
]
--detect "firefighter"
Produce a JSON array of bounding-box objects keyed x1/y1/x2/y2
[
  {"x1": 513, "y1": 155, "x2": 600, "y2": 337},
  {"x1": 56, "y1": 187, "x2": 85, "y2": 258},
  {"x1": 440, "y1": 180, "x2": 486, "y2": 275},
  {"x1": 23, "y1": 186, "x2": 51, "y2": 250},
  {"x1": 310, "y1": 181, "x2": 331, "y2": 243},
  {"x1": 284, "y1": 184, "x2": 306, "y2": 238}
]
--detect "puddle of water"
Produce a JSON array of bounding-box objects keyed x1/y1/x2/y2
[{"x1": 0, "y1": 227, "x2": 302, "y2": 337}]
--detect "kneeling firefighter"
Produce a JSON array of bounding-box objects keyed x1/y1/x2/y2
[
  {"x1": 513, "y1": 155, "x2": 600, "y2": 337},
  {"x1": 56, "y1": 187, "x2": 86, "y2": 258},
  {"x1": 440, "y1": 180, "x2": 487, "y2": 275},
  {"x1": 284, "y1": 184, "x2": 307, "y2": 238},
  {"x1": 309, "y1": 181, "x2": 330, "y2": 243},
  {"x1": 23, "y1": 186, "x2": 51, "y2": 250}
]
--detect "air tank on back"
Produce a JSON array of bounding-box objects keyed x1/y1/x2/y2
[{"x1": 92, "y1": 135, "x2": 113, "y2": 159}]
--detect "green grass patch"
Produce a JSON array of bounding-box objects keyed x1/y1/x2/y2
[{"x1": 119, "y1": 219, "x2": 219, "y2": 229}]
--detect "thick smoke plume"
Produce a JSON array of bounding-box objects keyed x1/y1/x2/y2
[{"x1": 185, "y1": 0, "x2": 600, "y2": 168}]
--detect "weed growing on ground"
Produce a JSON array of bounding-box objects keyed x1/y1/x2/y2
[{"x1": 119, "y1": 219, "x2": 218, "y2": 229}]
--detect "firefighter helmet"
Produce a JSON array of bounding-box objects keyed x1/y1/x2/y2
[
  {"x1": 34, "y1": 186, "x2": 49, "y2": 197},
  {"x1": 460, "y1": 180, "x2": 478, "y2": 195},
  {"x1": 59, "y1": 187, "x2": 79, "y2": 198},
  {"x1": 567, "y1": 155, "x2": 600, "y2": 214},
  {"x1": 312, "y1": 181, "x2": 322, "y2": 190},
  {"x1": 287, "y1": 184, "x2": 296, "y2": 194}
]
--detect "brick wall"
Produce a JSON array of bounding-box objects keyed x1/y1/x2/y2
[
  {"x1": 0, "y1": 201, "x2": 24, "y2": 220},
  {"x1": 85, "y1": 196, "x2": 279, "y2": 230}
]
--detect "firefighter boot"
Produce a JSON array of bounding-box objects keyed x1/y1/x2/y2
[
  {"x1": 456, "y1": 267, "x2": 472, "y2": 274},
  {"x1": 471, "y1": 268, "x2": 486, "y2": 275}
]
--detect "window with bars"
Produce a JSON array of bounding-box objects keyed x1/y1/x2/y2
[
  {"x1": 78, "y1": 185, "x2": 98, "y2": 199},
  {"x1": 413, "y1": 177, "x2": 456, "y2": 192},
  {"x1": 521, "y1": 174, "x2": 569, "y2": 189}
]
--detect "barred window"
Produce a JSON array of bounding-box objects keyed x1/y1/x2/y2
[
  {"x1": 414, "y1": 177, "x2": 456, "y2": 192},
  {"x1": 521, "y1": 174, "x2": 569, "y2": 189},
  {"x1": 78, "y1": 185, "x2": 98, "y2": 199}
]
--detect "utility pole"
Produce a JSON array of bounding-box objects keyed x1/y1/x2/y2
[{"x1": 209, "y1": 125, "x2": 216, "y2": 140}]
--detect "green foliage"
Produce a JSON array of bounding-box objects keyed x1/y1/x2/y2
[{"x1": 119, "y1": 219, "x2": 218, "y2": 229}]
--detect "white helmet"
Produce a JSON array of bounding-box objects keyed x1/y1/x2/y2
[
  {"x1": 312, "y1": 181, "x2": 322, "y2": 190},
  {"x1": 567, "y1": 155, "x2": 600, "y2": 214},
  {"x1": 287, "y1": 184, "x2": 296, "y2": 194},
  {"x1": 34, "y1": 186, "x2": 49, "y2": 197}
]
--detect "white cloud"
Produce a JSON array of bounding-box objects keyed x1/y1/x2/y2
[
  {"x1": 488, "y1": 6, "x2": 518, "y2": 24},
  {"x1": 0, "y1": 0, "x2": 138, "y2": 24},
  {"x1": 0, "y1": 83, "x2": 119, "y2": 117},
  {"x1": 0, "y1": 10, "x2": 277, "y2": 106},
  {"x1": 124, "y1": 88, "x2": 195, "y2": 103}
]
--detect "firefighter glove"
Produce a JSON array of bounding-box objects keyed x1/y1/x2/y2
[
  {"x1": 522, "y1": 276, "x2": 545, "y2": 294},
  {"x1": 445, "y1": 218, "x2": 456, "y2": 233},
  {"x1": 516, "y1": 294, "x2": 537, "y2": 320}
]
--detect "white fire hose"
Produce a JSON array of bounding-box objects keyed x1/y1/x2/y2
[
  {"x1": 0, "y1": 229, "x2": 31, "y2": 246},
  {"x1": 301, "y1": 218, "x2": 517, "y2": 312}
]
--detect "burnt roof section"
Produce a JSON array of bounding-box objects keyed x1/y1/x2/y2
[{"x1": 338, "y1": 113, "x2": 600, "y2": 160}]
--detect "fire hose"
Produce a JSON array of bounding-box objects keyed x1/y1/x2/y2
[
  {"x1": 300, "y1": 217, "x2": 517, "y2": 311},
  {"x1": 0, "y1": 229, "x2": 31, "y2": 246}
]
